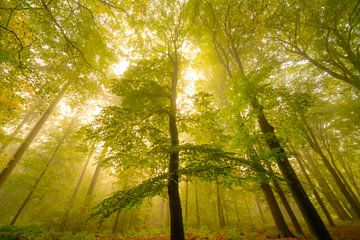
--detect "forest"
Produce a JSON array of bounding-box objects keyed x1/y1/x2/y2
[{"x1": 0, "y1": 0, "x2": 359, "y2": 239}]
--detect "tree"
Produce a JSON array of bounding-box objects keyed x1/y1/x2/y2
[{"x1": 273, "y1": 0, "x2": 360, "y2": 90}]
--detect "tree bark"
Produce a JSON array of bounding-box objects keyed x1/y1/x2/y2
[
  {"x1": 272, "y1": 173, "x2": 304, "y2": 235},
  {"x1": 253, "y1": 99, "x2": 332, "y2": 239},
  {"x1": 167, "y1": 47, "x2": 184, "y2": 240},
  {"x1": 261, "y1": 183, "x2": 295, "y2": 237},
  {"x1": 255, "y1": 196, "x2": 266, "y2": 224},
  {"x1": 216, "y1": 183, "x2": 226, "y2": 228},
  {"x1": 185, "y1": 181, "x2": 188, "y2": 222},
  {"x1": 83, "y1": 146, "x2": 107, "y2": 212},
  {"x1": 293, "y1": 151, "x2": 335, "y2": 227},
  {"x1": 194, "y1": 181, "x2": 200, "y2": 228},
  {"x1": 303, "y1": 151, "x2": 353, "y2": 221},
  {"x1": 112, "y1": 211, "x2": 121, "y2": 233},
  {"x1": 0, "y1": 81, "x2": 71, "y2": 189}
]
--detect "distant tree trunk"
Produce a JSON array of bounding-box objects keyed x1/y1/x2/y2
[
  {"x1": 61, "y1": 144, "x2": 95, "y2": 230},
  {"x1": 83, "y1": 146, "x2": 107, "y2": 212},
  {"x1": 112, "y1": 211, "x2": 121, "y2": 233},
  {"x1": 242, "y1": 193, "x2": 253, "y2": 224},
  {"x1": 261, "y1": 183, "x2": 295, "y2": 237},
  {"x1": 292, "y1": 150, "x2": 335, "y2": 227},
  {"x1": 234, "y1": 196, "x2": 241, "y2": 225},
  {"x1": 194, "y1": 181, "x2": 200, "y2": 228},
  {"x1": 319, "y1": 125, "x2": 359, "y2": 199},
  {"x1": 216, "y1": 183, "x2": 226, "y2": 228},
  {"x1": 185, "y1": 181, "x2": 189, "y2": 222},
  {"x1": 0, "y1": 105, "x2": 37, "y2": 153},
  {"x1": 255, "y1": 196, "x2": 266, "y2": 224},
  {"x1": 252, "y1": 98, "x2": 332, "y2": 239},
  {"x1": 167, "y1": 47, "x2": 184, "y2": 240},
  {"x1": 271, "y1": 172, "x2": 304, "y2": 236},
  {"x1": 300, "y1": 114, "x2": 360, "y2": 219},
  {"x1": 303, "y1": 151, "x2": 353, "y2": 221},
  {"x1": 10, "y1": 116, "x2": 76, "y2": 225},
  {"x1": 0, "y1": 81, "x2": 71, "y2": 189}
]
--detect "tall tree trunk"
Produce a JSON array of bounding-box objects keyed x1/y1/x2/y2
[
  {"x1": 167, "y1": 49, "x2": 184, "y2": 240},
  {"x1": 83, "y1": 146, "x2": 107, "y2": 213},
  {"x1": 253, "y1": 99, "x2": 332, "y2": 239},
  {"x1": 112, "y1": 211, "x2": 121, "y2": 233},
  {"x1": 255, "y1": 196, "x2": 266, "y2": 224},
  {"x1": 10, "y1": 117, "x2": 76, "y2": 225},
  {"x1": 194, "y1": 181, "x2": 200, "y2": 228},
  {"x1": 271, "y1": 172, "x2": 304, "y2": 236},
  {"x1": 221, "y1": 35, "x2": 331, "y2": 238},
  {"x1": 0, "y1": 105, "x2": 37, "y2": 154},
  {"x1": 300, "y1": 114, "x2": 360, "y2": 219},
  {"x1": 303, "y1": 151, "x2": 353, "y2": 221},
  {"x1": 0, "y1": 81, "x2": 71, "y2": 189},
  {"x1": 234, "y1": 196, "x2": 241, "y2": 225},
  {"x1": 185, "y1": 181, "x2": 189, "y2": 222},
  {"x1": 216, "y1": 183, "x2": 226, "y2": 228},
  {"x1": 261, "y1": 183, "x2": 295, "y2": 237},
  {"x1": 242, "y1": 193, "x2": 253, "y2": 224},
  {"x1": 61, "y1": 144, "x2": 95, "y2": 230},
  {"x1": 293, "y1": 150, "x2": 335, "y2": 227}
]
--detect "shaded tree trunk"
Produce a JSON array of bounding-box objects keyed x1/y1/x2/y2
[
  {"x1": 167, "y1": 48, "x2": 184, "y2": 240},
  {"x1": 303, "y1": 151, "x2": 353, "y2": 221},
  {"x1": 0, "y1": 81, "x2": 71, "y2": 189},
  {"x1": 255, "y1": 196, "x2": 266, "y2": 224},
  {"x1": 83, "y1": 146, "x2": 107, "y2": 213},
  {"x1": 271, "y1": 173, "x2": 304, "y2": 236},
  {"x1": 253, "y1": 98, "x2": 332, "y2": 239},
  {"x1": 261, "y1": 183, "x2": 295, "y2": 237},
  {"x1": 185, "y1": 181, "x2": 189, "y2": 222},
  {"x1": 242, "y1": 193, "x2": 253, "y2": 224},
  {"x1": 293, "y1": 150, "x2": 335, "y2": 227},
  {"x1": 194, "y1": 181, "x2": 200, "y2": 228},
  {"x1": 216, "y1": 183, "x2": 226, "y2": 228},
  {"x1": 112, "y1": 211, "x2": 121, "y2": 233}
]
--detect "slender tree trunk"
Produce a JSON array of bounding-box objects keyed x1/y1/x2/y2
[
  {"x1": 0, "y1": 105, "x2": 37, "y2": 154},
  {"x1": 61, "y1": 144, "x2": 95, "y2": 230},
  {"x1": 83, "y1": 146, "x2": 107, "y2": 213},
  {"x1": 253, "y1": 99, "x2": 332, "y2": 239},
  {"x1": 185, "y1": 181, "x2": 188, "y2": 222},
  {"x1": 234, "y1": 197, "x2": 241, "y2": 225},
  {"x1": 112, "y1": 211, "x2": 121, "y2": 233},
  {"x1": 10, "y1": 117, "x2": 76, "y2": 225},
  {"x1": 261, "y1": 183, "x2": 295, "y2": 237},
  {"x1": 272, "y1": 174, "x2": 304, "y2": 235},
  {"x1": 216, "y1": 183, "x2": 226, "y2": 228},
  {"x1": 167, "y1": 49, "x2": 184, "y2": 240},
  {"x1": 255, "y1": 196, "x2": 266, "y2": 224},
  {"x1": 303, "y1": 151, "x2": 353, "y2": 221},
  {"x1": 194, "y1": 181, "x2": 200, "y2": 228},
  {"x1": 242, "y1": 193, "x2": 253, "y2": 224},
  {"x1": 301, "y1": 114, "x2": 360, "y2": 219},
  {"x1": 293, "y1": 151, "x2": 335, "y2": 227},
  {"x1": 0, "y1": 81, "x2": 71, "y2": 189}
]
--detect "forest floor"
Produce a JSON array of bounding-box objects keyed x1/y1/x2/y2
[
  {"x1": 1, "y1": 222, "x2": 359, "y2": 239},
  {"x1": 94, "y1": 222, "x2": 360, "y2": 240}
]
